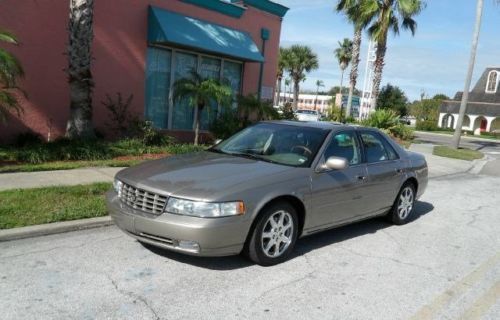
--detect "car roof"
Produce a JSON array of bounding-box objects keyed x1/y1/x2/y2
[{"x1": 263, "y1": 120, "x2": 354, "y2": 131}]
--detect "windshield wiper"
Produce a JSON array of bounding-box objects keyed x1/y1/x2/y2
[{"x1": 226, "y1": 151, "x2": 279, "y2": 164}]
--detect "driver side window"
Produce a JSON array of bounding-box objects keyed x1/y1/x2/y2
[{"x1": 323, "y1": 131, "x2": 361, "y2": 165}]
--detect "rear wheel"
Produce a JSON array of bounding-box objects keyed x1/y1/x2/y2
[
  {"x1": 245, "y1": 202, "x2": 298, "y2": 266},
  {"x1": 387, "y1": 182, "x2": 416, "y2": 225}
]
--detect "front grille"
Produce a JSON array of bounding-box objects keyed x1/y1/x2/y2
[{"x1": 120, "y1": 183, "x2": 167, "y2": 215}]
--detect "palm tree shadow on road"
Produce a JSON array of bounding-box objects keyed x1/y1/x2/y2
[{"x1": 141, "y1": 201, "x2": 434, "y2": 270}]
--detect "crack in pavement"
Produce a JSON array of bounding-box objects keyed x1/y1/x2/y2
[
  {"x1": 0, "y1": 235, "x2": 125, "y2": 260},
  {"x1": 105, "y1": 273, "x2": 160, "y2": 320},
  {"x1": 334, "y1": 246, "x2": 454, "y2": 282}
]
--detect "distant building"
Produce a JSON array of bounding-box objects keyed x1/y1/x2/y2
[
  {"x1": 276, "y1": 92, "x2": 360, "y2": 116},
  {"x1": 439, "y1": 67, "x2": 500, "y2": 134},
  {"x1": 276, "y1": 93, "x2": 333, "y2": 113}
]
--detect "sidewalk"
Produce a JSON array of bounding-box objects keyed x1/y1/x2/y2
[
  {"x1": 0, "y1": 167, "x2": 125, "y2": 191},
  {"x1": 409, "y1": 143, "x2": 487, "y2": 178}
]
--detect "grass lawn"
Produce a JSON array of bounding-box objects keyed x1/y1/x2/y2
[
  {"x1": 0, "y1": 183, "x2": 111, "y2": 229},
  {"x1": 0, "y1": 159, "x2": 143, "y2": 173},
  {"x1": 433, "y1": 146, "x2": 484, "y2": 161}
]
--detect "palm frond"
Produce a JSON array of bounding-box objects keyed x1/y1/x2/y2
[
  {"x1": 0, "y1": 29, "x2": 19, "y2": 44},
  {"x1": 0, "y1": 90, "x2": 22, "y2": 123}
]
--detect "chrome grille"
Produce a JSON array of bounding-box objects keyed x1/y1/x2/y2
[{"x1": 120, "y1": 183, "x2": 167, "y2": 215}]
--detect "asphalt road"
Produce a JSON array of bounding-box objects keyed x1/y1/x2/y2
[{"x1": 1, "y1": 172, "x2": 499, "y2": 319}]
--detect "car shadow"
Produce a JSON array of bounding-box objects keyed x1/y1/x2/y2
[{"x1": 141, "y1": 201, "x2": 434, "y2": 270}]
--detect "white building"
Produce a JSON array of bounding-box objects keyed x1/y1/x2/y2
[
  {"x1": 439, "y1": 67, "x2": 500, "y2": 135},
  {"x1": 276, "y1": 93, "x2": 333, "y2": 113}
]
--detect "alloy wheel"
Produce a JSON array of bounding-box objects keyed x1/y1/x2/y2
[
  {"x1": 261, "y1": 210, "x2": 294, "y2": 258},
  {"x1": 397, "y1": 186, "x2": 414, "y2": 220}
]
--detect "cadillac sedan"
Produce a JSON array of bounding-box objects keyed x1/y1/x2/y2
[{"x1": 107, "y1": 121, "x2": 428, "y2": 266}]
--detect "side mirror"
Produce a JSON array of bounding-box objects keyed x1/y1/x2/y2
[
  {"x1": 213, "y1": 139, "x2": 223, "y2": 146},
  {"x1": 321, "y1": 156, "x2": 348, "y2": 171}
]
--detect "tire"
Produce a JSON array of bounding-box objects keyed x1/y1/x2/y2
[
  {"x1": 387, "y1": 182, "x2": 416, "y2": 225},
  {"x1": 245, "y1": 201, "x2": 299, "y2": 266}
]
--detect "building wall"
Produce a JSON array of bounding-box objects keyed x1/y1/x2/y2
[{"x1": 0, "y1": 0, "x2": 283, "y2": 142}]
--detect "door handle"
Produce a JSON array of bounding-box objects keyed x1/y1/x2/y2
[
  {"x1": 395, "y1": 168, "x2": 404, "y2": 174},
  {"x1": 356, "y1": 175, "x2": 366, "y2": 181}
]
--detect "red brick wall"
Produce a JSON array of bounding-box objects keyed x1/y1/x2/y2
[{"x1": 0, "y1": 0, "x2": 282, "y2": 143}]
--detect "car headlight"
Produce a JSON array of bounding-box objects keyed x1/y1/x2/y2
[
  {"x1": 113, "y1": 179, "x2": 123, "y2": 197},
  {"x1": 166, "y1": 197, "x2": 245, "y2": 218}
]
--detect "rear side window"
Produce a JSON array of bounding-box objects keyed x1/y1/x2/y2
[{"x1": 359, "y1": 131, "x2": 398, "y2": 163}]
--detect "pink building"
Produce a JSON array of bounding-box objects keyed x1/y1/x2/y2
[{"x1": 0, "y1": 0, "x2": 287, "y2": 142}]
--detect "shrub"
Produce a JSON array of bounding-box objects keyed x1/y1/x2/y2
[
  {"x1": 14, "y1": 132, "x2": 43, "y2": 147},
  {"x1": 279, "y1": 102, "x2": 297, "y2": 121},
  {"x1": 129, "y1": 120, "x2": 175, "y2": 146},
  {"x1": 210, "y1": 110, "x2": 244, "y2": 139},
  {"x1": 415, "y1": 120, "x2": 440, "y2": 131},
  {"x1": 362, "y1": 109, "x2": 399, "y2": 129},
  {"x1": 103, "y1": 93, "x2": 138, "y2": 138},
  {"x1": 388, "y1": 123, "x2": 414, "y2": 140}
]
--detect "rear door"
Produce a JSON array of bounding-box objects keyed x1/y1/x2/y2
[{"x1": 357, "y1": 130, "x2": 404, "y2": 215}]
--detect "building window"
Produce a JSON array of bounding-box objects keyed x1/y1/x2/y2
[
  {"x1": 145, "y1": 47, "x2": 171, "y2": 128},
  {"x1": 486, "y1": 71, "x2": 499, "y2": 93},
  {"x1": 145, "y1": 46, "x2": 243, "y2": 131}
]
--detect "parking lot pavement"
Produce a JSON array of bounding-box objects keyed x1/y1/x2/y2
[{"x1": 1, "y1": 172, "x2": 499, "y2": 320}]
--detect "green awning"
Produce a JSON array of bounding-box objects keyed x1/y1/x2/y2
[{"x1": 148, "y1": 6, "x2": 264, "y2": 62}]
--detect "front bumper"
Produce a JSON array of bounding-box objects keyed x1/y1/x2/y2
[{"x1": 106, "y1": 191, "x2": 250, "y2": 256}]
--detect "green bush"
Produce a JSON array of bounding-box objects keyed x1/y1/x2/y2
[
  {"x1": 279, "y1": 103, "x2": 297, "y2": 121},
  {"x1": 14, "y1": 132, "x2": 44, "y2": 147},
  {"x1": 415, "y1": 120, "x2": 440, "y2": 131},
  {"x1": 388, "y1": 123, "x2": 414, "y2": 140},
  {"x1": 362, "y1": 109, "x2": 399, "y2": 129},
  {"x1": 210, "y1": 110, "x2": 245, "y2": 139}
]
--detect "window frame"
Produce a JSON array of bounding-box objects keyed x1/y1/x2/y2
[
  {"x1": 486, "y1": 70, "x2": 499, "y2": 94},
  {"x1": 357, "y1": 129, "x2": 400, "y2": 164},
  {"x1": 145, "y1": 44, "x2": 244, "y2": 131},
  {"x1": 317, "y1": 129, "x2": 364, "y2": 169}
]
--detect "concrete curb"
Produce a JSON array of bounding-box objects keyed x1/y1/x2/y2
[
  {"x1": 415, "y1": 131, "x2": 500, "y2": 144},
  {"x1": 0, "y1": 216, "x2": 114, "y2": 242}
]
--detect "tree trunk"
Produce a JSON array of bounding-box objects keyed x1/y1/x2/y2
[
  {"x1": 371, "y1": 33, "x2": 387, "y2": 111},
  {"x1": 314, "y1": 88, "x2": 318, "y2": 110},
  {"x1": 193, "y1": 105, "x2": 202, "y2": 145},
  {"x1": 339, "y1": 68, "x2": 345, "y2": 122},
  {"x1": 66, "y1": 0, "x2": 95, "y2": 139},
  {"x1": 293, "y1": 80, "x2": 300, "y2": 111},
  {"x1": 346, "y1": 27, "x2": 362, "y2": 118},
  {"x1": 452, "y1": 0, "x2": 484, "y2": 149},
  {"x1": 275, "y1": 76, "x2": 282, "y2": 107}
]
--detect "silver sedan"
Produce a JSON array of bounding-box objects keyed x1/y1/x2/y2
[{"x1": 107, "y1": 121, "x2": 428, "y2": 266}]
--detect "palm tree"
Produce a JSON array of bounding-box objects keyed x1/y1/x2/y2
[
  {"x1": 359, "y1": 0, "x2": 424, "y2": 109},
  {"x1": 337, "y1": 0, "x2": 363, "y2": 118},
  {"x1": 287, "y1": 45, "x2": 319, "y2": 110},
  {"x1": 0, "y1": 29, "x2": 24, "y2": 123},
  {"x1": 173, "y1": 70, "x2": 232, "y2": 145},
  {"x1": 334, "y1": 38, "x2": 353, "y2": 120},
  {"x1": 275, "y1": 47, "x2": 290, "y2": 107},
  {"x1": 66, "y1": 0, "x2": 95, "y2": 138},
  {"x1": 452, "y1": 0, "x2": 484, "y2": 149},
  {"x1": 284, "y1": 78, "x2": 291, "y2": 103},
  {"x1": 314, "y1": 80, "x2": 324, "y2": 110}
]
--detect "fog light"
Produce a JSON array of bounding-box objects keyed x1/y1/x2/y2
[{"x1": 178, "y1": 240, "x2": 200, "y2": 252}]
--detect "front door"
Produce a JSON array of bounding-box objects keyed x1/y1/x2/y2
[{"x1": 310, "y1": 130, "x2": 370, "y2": 229}]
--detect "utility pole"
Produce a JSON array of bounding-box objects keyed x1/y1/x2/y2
[{"x1": 452, "y1": 0, "x2": 484, "y2": 149}]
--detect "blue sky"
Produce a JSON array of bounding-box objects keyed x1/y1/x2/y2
[{"x1": 274, "y1": 0, "x2": 500, "y2": 101}]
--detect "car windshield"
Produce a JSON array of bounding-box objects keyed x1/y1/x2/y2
[
  {"x1": 296, "y1": 110, "x2": 317, "y2": 115},
  {"x1": 211, "y1": 123, "x2": 329, "y2": 167}
]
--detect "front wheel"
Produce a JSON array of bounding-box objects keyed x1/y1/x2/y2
[
  {"x1": 245, "y1": 202, "x2": 298, "y2": 266},
  {"x1": 387, "y1": 182, "x2": 416, "y2": 225}
]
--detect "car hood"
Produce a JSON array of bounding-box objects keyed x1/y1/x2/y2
[{"x1": 116, "y1": 151, "x2": 293, "y2": 200}]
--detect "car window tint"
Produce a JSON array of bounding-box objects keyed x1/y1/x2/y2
[
  {"x1": 381, "y1": 137, "x2": 399, "y2": 160},
  {"x1": 323, "y1": 132, "x2": 361, "y2": 165},
  {"x1": 360, "y1": 131, "x2": 392, "y2": 163}
]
